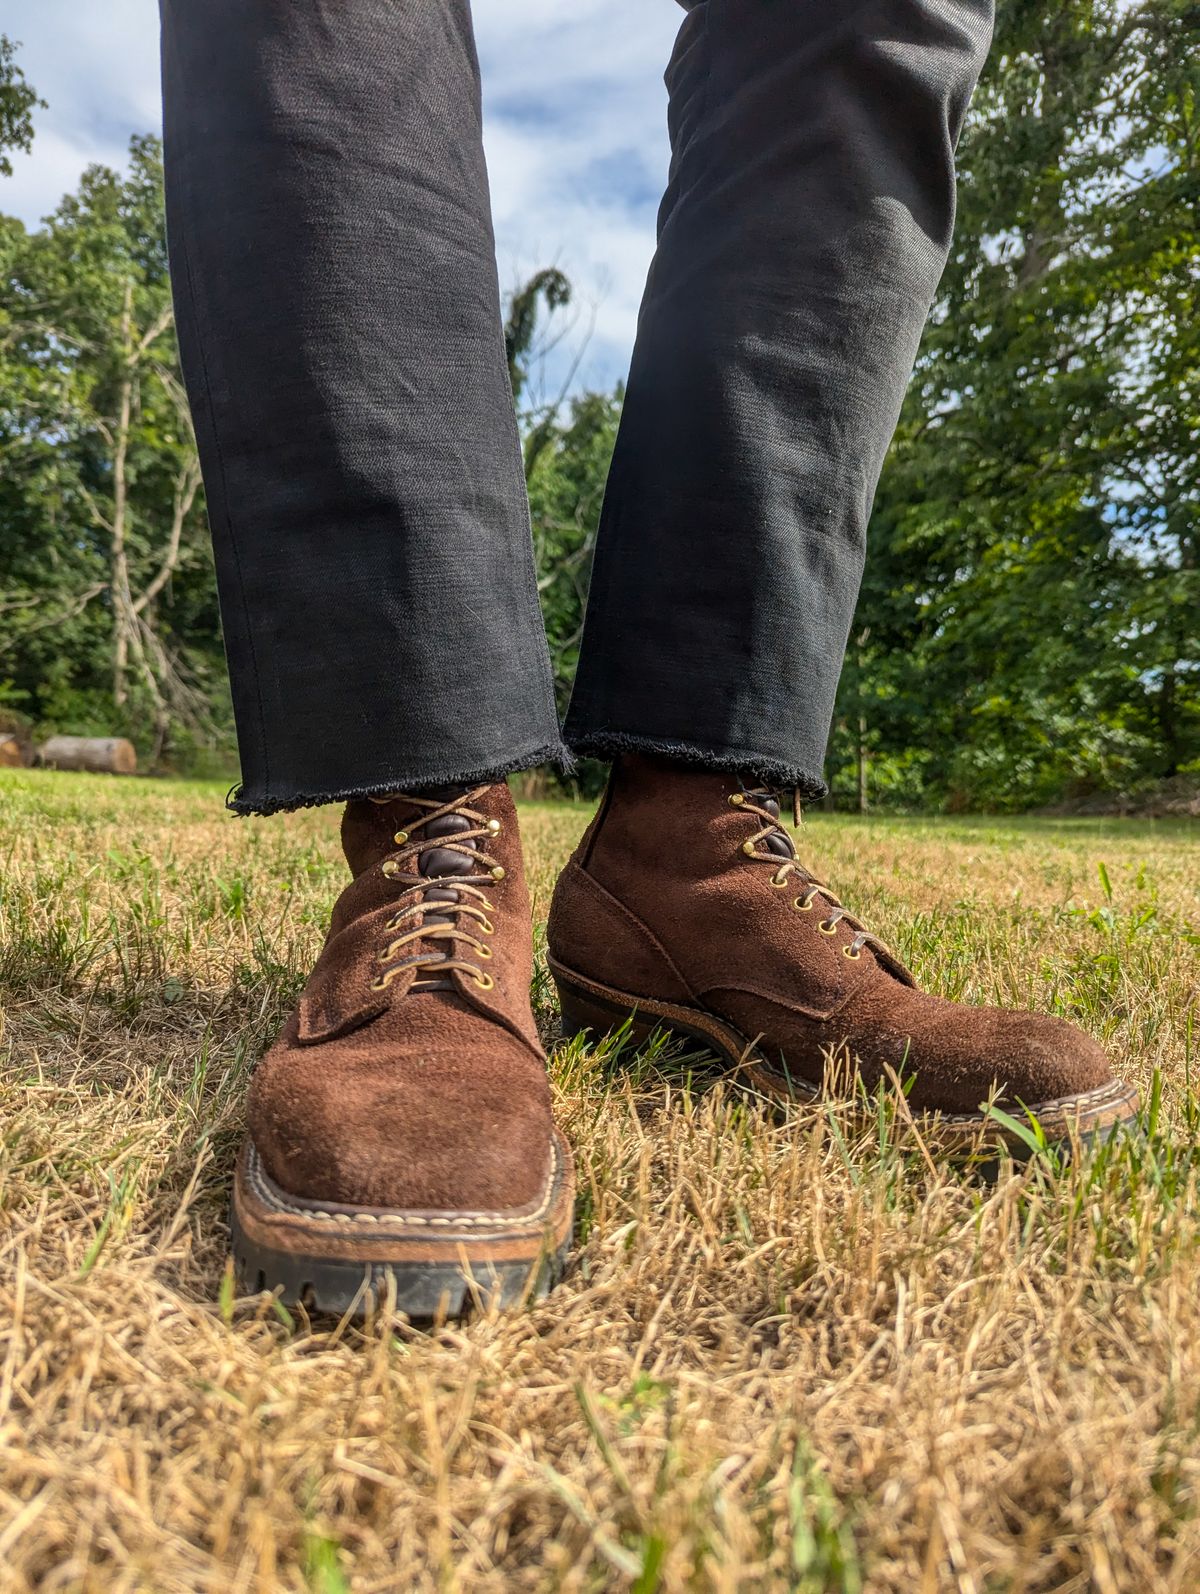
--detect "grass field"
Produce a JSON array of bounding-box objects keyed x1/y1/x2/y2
[{"x1": 1, "y1": 769, "x2": 1198, "y2": 1592}]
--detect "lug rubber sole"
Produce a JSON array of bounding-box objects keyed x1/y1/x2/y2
[
  {"x1": 230, "y1": 1131, "x2": 575, "y2": 1319},
  {"x1": 549, "y1": 956, "x2": 1141, "y2": 1157}
]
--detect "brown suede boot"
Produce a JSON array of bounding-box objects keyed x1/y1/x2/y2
[
  {"x1": 547, "y1": 756, "x2": 1138, "y2": 1153},
  {"x1": 231, "y1": 782, "x2": 574, "y2": 1316}
]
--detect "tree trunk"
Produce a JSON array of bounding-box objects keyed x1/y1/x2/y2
[
  {"x1": 854, "y1": 627, "x2": 870, "y2": 814},
  {"x1": 857, "y1": 715, "x2": 869, "y2": 814},
  {"x1": 111, "y1": 280, "x2": 135, "y2": 709},
  {"x1": 1159, "y1": 665, "x2": 1179, "y2": 778}
]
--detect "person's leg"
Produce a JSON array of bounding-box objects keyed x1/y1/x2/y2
[
  {"x1": 549, "y1": 0, "x2": 1139, "y2": 1144},
  {"x1": 564, "y1": 0, "x2": 990, "y2": 794},
  {"x1": 160, "y1": 0, "x2": 573, "y2": 1315},
  {"x1": 160, "y1": 0, "x2": 565, "y2": 815}
]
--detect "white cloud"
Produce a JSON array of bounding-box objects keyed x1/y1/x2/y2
[{"x1": 1, "y1": 0, "x2": 682, "y2": 391}]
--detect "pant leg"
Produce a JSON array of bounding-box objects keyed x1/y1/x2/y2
[
  {"x1": 159, "y1": 0, "x2": 566, "y2": 815},
  {"x1": 562, "y1": 0, "x2": 994, "y2": 796}
]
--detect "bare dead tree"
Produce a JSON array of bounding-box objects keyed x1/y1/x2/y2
[{"x1": 72, "y1": 281, "x2": 211, "y2": 758}]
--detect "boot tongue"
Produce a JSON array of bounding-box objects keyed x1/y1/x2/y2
[
  {"x1": 420, "y1": 811, "x2": 478, "y2": 911},
  {"x1": 407, "y1": 799, "x2": 486, "y2": 990},
  {"x1": 742, "y1": 787, "x2": 795, "y2": 861},
  {"x1": 341, "y1": 785, "x2": 474, "y2": 878},
  {"x1": 340, "y1": 787, "x2": 486, "y2": 991}
]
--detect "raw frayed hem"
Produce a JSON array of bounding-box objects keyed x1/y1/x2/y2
[
  {"x1": 225, "y1": 740, "x2": 576, "y2": 817},
  {"x1": 565, "y1": 730, "x2": 828, "y2": 803}
]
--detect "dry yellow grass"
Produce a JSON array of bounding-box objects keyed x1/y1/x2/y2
[{"x1": 1, "y1": 768, "x2": 1198, "y2": 1592}]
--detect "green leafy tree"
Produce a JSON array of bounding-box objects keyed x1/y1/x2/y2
[
  {"x1": 527, "y1": 385, "x2": 622, "y2": 719},
  {"x1": 504, "y1": 266, "x2": 571, "y2": 407},
  {"x1": 505, "y1": 267, "x2": 621, "y2": 791},
  {"x1": 0, "y1": 36, "x2": 42, "y2": 178}
]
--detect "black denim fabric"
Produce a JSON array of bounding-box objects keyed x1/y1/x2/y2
[
  {"x1": 159, "y1": 0, "x2": 565, "y2": 813},
  {"x1": 159, "y1": 0, "x2": 993, "y2": 814}
]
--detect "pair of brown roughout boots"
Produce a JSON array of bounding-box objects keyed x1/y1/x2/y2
[{"x1": 231, "y1": 755, "x2": 1139, "y2": 1317}]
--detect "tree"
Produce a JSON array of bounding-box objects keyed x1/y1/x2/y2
[
  {"x1": 0, "y1": 137, "x2": 222, "y2": 762},
  {"x1": 0, "y1": 36, "x2": 41, "y2": 178},
  {"x1": 504, "y1": 266, "x2": 571, "y2": 407},
  {"x1": 527, "y1": 385, "x2": 622, "y2": 719},
  {"x1": 505, "y1": 267, "x2": 621, "y2": 790}
]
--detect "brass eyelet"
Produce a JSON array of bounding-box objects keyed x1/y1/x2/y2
[
  {"x1": 769, "y1": 872, "x2": 788, "y2": 889},
  {"x1": 728, "y1": 792, "x2": 745, "y2": 806},
  {"x1": 392, "y1": 830, "x2": 408, "y2": 846},
  {"x1": 381, "y1": 859, "x2": 400, "y2": 878},
  {"x1": 477, "y1": 916, "x2": 495, "y2": 935},
  {"x1": 370, "y1": 976, "x2": 388, "y2": 991},
  {"x1": 474, "y1": 971, "x2": 495, "y2": 991},
  {"x1": 490, "y1": 865, "x2": 506, "y2": 881},
  {"x1": 793, "y1": 896, "x2": 813, "y2": 912},
  {"x1": 818, "y1": 920, "x2": 838, "y2": 936},
  {"x1": 741, "y1": 840, "x2": 758, "y2": 857},
  {"x1": 486, "y1": 818, "x2": 502, "y2": 834},
  {"x1": 477, "y1": 944, "x2": 493, "y2": 959},
  {"x1": 843, "y1": 945, "x2": 862, "y2": 960}
]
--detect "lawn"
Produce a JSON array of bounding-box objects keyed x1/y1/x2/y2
[{"x1": 1, "y1": 768, "x2": 1198, "y2": 1592}]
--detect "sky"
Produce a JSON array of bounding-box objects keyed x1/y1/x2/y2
[{"x1": 1, "y1": 0, "x2": 682, "y2": 396}]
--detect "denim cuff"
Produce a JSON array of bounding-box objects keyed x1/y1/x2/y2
[
  {"x1": 563, "y1": 729, "x2": 828, "y2": 803},
  {"x1": 226, "y1": 739, "x2": 575, "y2": 816}
]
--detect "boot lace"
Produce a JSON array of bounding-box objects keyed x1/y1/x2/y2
[
  {"x1": 367, "y1": 785, "x2": 504, "y2": 993},
  {"x1": 730, "y1": 786, "x2": 892, "y2": 963}
]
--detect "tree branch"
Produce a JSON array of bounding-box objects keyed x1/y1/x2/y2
[{"x1": 133, "y1": 454, "x2": 201, "y2": 615}]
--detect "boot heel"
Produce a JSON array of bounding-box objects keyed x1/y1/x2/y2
[{"x1": 554, "y1": 974, "x2": 657, "y2": 1050}]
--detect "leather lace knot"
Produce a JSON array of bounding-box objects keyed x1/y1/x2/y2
[{"x1": 367, "y1": 785, "x2": 503, "y2": 993}]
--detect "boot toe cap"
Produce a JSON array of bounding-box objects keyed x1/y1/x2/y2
[
  {"x1": 899, "y1": 1002, "x2": 1117, "y2": 1115},
  {"x1": 976, "y1": 1008, "x2": 1114, "y2": 1108},
  {"x1": 247, "y1": 1027, "x2": 556, "y2": 1214}
]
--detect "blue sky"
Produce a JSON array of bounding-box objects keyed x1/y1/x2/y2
[{"x1": 1, "y1": 0, "x2": 682, "y2": 396}]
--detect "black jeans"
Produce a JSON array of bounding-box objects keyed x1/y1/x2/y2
[{"x1": 159, "y1": 0, "x2": 993, "y2": 814}]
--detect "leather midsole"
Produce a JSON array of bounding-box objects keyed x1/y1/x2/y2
[
  {"x1": 232, "y1": 1132, "x2": 575, "y2": 1265},
  {"x1": 549, "y1": 956, "x2": 1140, "y2": 1137}
]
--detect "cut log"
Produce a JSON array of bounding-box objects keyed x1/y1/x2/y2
[
  {"x1": 38, "y1": 736, "x2": 138, "y2": 775},
  {"x1": 0, "y1": 713, "x2": 34, "y2": 768},
  {"x1": 0, "y1": 734, "x2": 29, "y2": 768}
]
